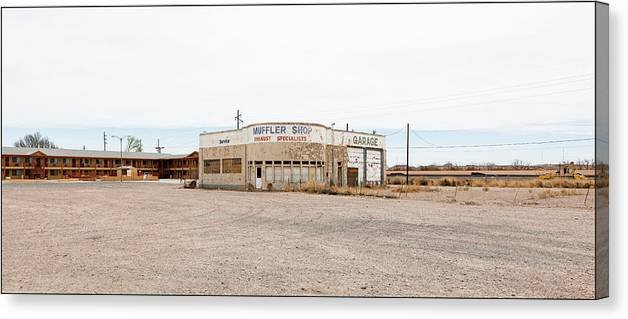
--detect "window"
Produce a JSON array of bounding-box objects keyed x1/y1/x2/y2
[
  {"x1": 24, "y1": 157, "x2": 31, "y2": 164},
  {"x1": 63, "y1": 158, "x2": 68, "y2": 165},
  {"x1": 283, "y1": 167, "x2": 291, "y2": 183},
  {"x1": 265, "y1": 166, "x2": 273, "y2": 182},
  {"x1": 222, "y1": 158, "x2": 242, "y2": 174},
  {"x1": 49, "y1": 158, "x2": 57, "y2": 164},
  {"x1": 301, "y1": 166, "x2": 309, "y2": 182},
  {"x1": 12, "y1": 157, "x2": 18, "y2": 164},
  {"x1": 204, "y1": 159, "x2": 220, "y2": 174},
  {"x1": 115, "y1": 159, "x2": 121, "y2": 165},
  {"x1": 50, "y1": 170, "x2": 57, "y2": 176},
  {"x1": 95, "y1": 159, "x2": 101, "y2": 165},
  {"x1": 274, "y1": 166, "x2": 282, "y2": 183},
  {"x1": 291, "y1": 166, "x2": 301, "y2": 183},
  {"x1": 12, "y1": 169, "x2": 19, "y2": 176}
]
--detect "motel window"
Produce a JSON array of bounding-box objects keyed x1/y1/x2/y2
[
  {"x1": 95, "y1": 159, "x2": 101, "y2": 165},
  {"x1": 115, "y1": 159, "x2": 121, "y2": 165},
  {"x1": 12, "y1": 157, "x2": 18, "y2": 163},
  {"x1": 63, "y1": 158, "x2": 68, "y2": 165},
  {"x1": 204, "y1": 159, "x2": 220, "y2": 174},
  {"x1": 24, "y1": 157, "x2": 31, "y2": 164},
  {"x1": 222, "y1": 158, "x2": 242, "y2": 174},
  {"x1": 49, "y1": 158, "x2": 56, "y2": 164},
  {"x1": 50, "y1": 170, "x2": 57, "y2": 176},
  {"x1": 12, "y1": 169, "x2": 19, "y2": 176}
]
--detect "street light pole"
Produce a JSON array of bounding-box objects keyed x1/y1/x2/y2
[{"x1": 112, "y1": 135, "x2": 126, "y2": 183}]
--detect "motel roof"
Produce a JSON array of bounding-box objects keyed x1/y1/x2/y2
[{"x1": 1, "y1": 146, "x2": 197, "y2": 160}]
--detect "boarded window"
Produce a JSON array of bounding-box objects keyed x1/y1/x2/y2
[
  {"x1": 291, "y1": 167, "x2": 301, "y2": 183},
  {"x1": 204, "y1": 159, "x2": 220, "y2": 174},
  {"x1": 283, "y1": 167, "x2": 291, "y2": 183},
  {"x1": 301, "y1": 166, "x2": 309, "y2": 182},
  {"x1": 274, "y1": 166, "x2": 282, "y2": 182},
  {"x1": 265, "y1": 166, "x2": 273, "y2": 182},
  {"x1": 222, "y1": 158, "x2": 242, "y2": 174}
]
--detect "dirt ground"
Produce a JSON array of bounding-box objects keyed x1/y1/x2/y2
[{"x1": 1, "y1": 181, "x2": 595, "y2": 298}]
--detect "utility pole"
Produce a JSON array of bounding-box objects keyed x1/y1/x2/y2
[
  {"x1": 346, "y1": 123, "x2": 349, "y2": 131},
  {"x1": 155, "y1": 138, "x2": 165, "y2": 154},
  {"x1": 330, "y1": 123, "x2": 335, "y2": 185},
  {"x1": 103, "y1": 132, "x2": 108, "y2": 151},
  {"x1": 562, "y1": 147, "x2": 565, "y2": 163},
  {"x1": 406, "y1": 123, "x2": 410, "y2": 186},
  {"x1": 235, "y1": 109, "x2": 243, "y2": 129}
]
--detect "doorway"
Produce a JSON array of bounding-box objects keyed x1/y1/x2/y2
[
  {"x1": 347, "y1": 167, "x2": 359, "y2": 187},
  {"x1": 255, "y1": 166, "x2": 262, "y2": 189}
]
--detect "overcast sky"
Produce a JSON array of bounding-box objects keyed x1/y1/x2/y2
[{"x1": 1, "y1": 3, "x2": 596, "y2": 165}]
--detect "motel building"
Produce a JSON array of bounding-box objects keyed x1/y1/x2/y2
[
  {"x1": 1, "y1": 146, "x2": 199, "y2": 180},
  {"x1": 198, "y1": 122, "x2": 386, "y2": 190}
]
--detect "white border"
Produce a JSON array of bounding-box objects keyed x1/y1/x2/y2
[{"x1": 1, "y1": 1, "x2": 625, "y2": 319}]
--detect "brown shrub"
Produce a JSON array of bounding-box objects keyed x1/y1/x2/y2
[{"x1": 392, "y1": 185, "x2": 441, "y2": 193}]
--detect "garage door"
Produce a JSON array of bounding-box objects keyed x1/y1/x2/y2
[
  {"x1": 347, "y1": 147, "x2": 364, "y2": 185},
  {"x1": 366, "y1": 149, "x2": 382, "y2": 183}
]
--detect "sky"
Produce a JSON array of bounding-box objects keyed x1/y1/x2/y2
[{"x1": 0, "y1": 3, "x2": 596, "y2": 165}]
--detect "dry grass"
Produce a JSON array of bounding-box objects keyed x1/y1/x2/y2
[
  {"x1": 536, "y1": 189, "x2": 581, "y2": 199},
  {"x1": 288, "y1": 181, "x2": 396, "y2": 198},
  {"x1": 392, "y1": 185, "x2": 441, "y2": 193},
  {"x1": 388, "y1": 176, "x2": 594, "y2": 189}
]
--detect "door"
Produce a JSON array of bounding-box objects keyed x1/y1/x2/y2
[
  {"x1": 255, "y1": 166, "x2": 262, "y2": 189},
  {"x1": 347, "y1": 168, "x2": 359, "y2": 187}
]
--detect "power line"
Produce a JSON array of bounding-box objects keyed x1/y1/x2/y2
[
  {"x1": 382, "y1": 128, "x2": 406, "y2": 136},
  {"x1": 277, "y1": 73, "x2": 594, "y2": 120},
  {"x1": 387, "y1": 137, "x2": 594, "y2": 150},
  {"x1": 412, "y1": 130, "x2": 440, "y2": 147},
  {"x1": 328, "y1": 86, "x2": 593, "y2": 122}
]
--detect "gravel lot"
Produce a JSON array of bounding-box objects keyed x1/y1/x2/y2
[{"x1": 1, "y1": 181, "x2": 595, "y2": 298}]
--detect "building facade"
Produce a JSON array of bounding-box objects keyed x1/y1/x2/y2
[
  {"x1": 198, "y1": 122, "x2": 385, "y2": 190},
  {"x1": 1, "y1": 147, "x2": 198, "y2": 180}
]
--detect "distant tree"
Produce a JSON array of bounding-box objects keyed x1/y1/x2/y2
[
  {"x1": 511, "y1": 159, "x2": 530, "y2": 169},
  {"x1": 13, "y1": 131, "x2": 58, "y2": 149},
  {"x1": 125, "y1": 136, "x2": 143, "y2": 152}
]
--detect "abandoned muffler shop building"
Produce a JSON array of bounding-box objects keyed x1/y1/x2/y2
[{"x1": 198, "y1": 122, "x2": 386, "y2": 190}]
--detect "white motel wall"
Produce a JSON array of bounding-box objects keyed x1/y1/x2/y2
[{"x1": 198, "y1": 122, "x2": 386, "y2": 190}]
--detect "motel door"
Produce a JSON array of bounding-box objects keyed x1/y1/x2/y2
[{"x1": 255, "y1": 166, "x2": 262, "y2": 189}]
